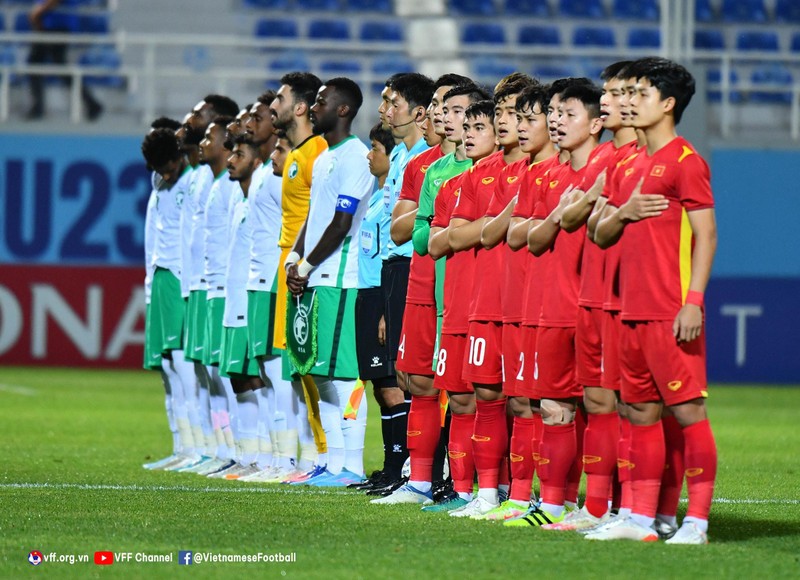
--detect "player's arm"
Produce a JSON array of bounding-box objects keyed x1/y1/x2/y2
[
  {"x1": 673, "y1": 208, "x2": 717, "y2": 343},
  {"x1": 428, "y1": 225, "x2": 452, "y2": 260},
  {"x1": 561, "y1": 170, "x2": 606, "y2": 232},
  {"x1": 507, "y1": 216, "x2": 531, "y2": 250},
  {"x1": 586, "y1": 195, "x2": 608, "y2": 243},
  {"x1": 448, "y1": 217, "x2": 484, "y2": 252},
  {"x1": 481, "y1": 197, "x2": 516, "y2": 249},
  {"x1": 391, "y1": 200, "x2": 417, "y2": 245},
  {"x1": 304, "y1": 210, "x2": 354, "y2": 268},
  {"x1": 411, "y1": 173, "x2": 436, "y2": 256},
  {"x1": 594, "y1": 178, "x2": 668, "y2": 249},
  {"x1": 527, "y1": 187, "x2": 574, "y2": 256}
]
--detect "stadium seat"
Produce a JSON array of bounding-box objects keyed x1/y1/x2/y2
[
  {"x1": 39, "y1": 11, "x2": 80, "y2": 32},
  {"x1": 297, "y1": 0, "x2": 341, "y2": 10},
  {"x1": 504, "y1": 0, "x2": 550, "y2": 17},
  {"x1": 573, "y1": 26, "x2": 615, "y2": 48},
  {"x1": 243, "y1": 0, "x2": 291, "y2": 8},
  {"x1": 268, "y1": 50, "x2": 311, "y2": 72},
  {"x1": 721, "y1": 0, "x2": 768, "y2": 23},
  {"x1": 13, "y1": 12, "x2": 32, "y2": 33},
  {"x1": 473, "y1": 56, "x2": 517, "y2": 79},
  {"x1": 359, "y1": 21, "x2": 403, "y2": 42},
  {"x1": 518, "y1": 25, "x2": 561, "y2": 46},
  {"x1": 449, "y1": 0, "x2": 497, "y2": 15},
  {"x1": 706, "y1": 68, "x2": 743, "y2": 103},
  {"x1": 532, "y1": 63, "x2": 578, "y2": 80},
  {"x1": 371, "y1": 53, "x2": 413, "y2": 93},
  {"x1": 0, "y1": 43, "x2": 22, "y2": 86},
  {"x1": 462, "y1": 23, "x2": 506, "y2": 45},
  {"x1": 612, "y1": 0, "x2": 659, "y2": 21},
  {"x1": 319, "y1": 59, "x2": 363, "y2": 74},
  {"x1": 750, "y1": 64, "x2": 793, "y2": 104},
  {"x1": 736, "y1": 30, "x2": 780, "y2": 52},
  {"x1": 345, "y1": 0, "x2": 392, "y2": 11},
  {"x1": 776, "y1": 0, "x2": 800, "y2": 23},
  {"x1": 695, "y1": 0, "x2": 716, "y2": 22},
  {"x1": 255, "y1": 18, "x2": 299, "y2": 39},
  {"x1": 0, "y1": 13, "x2": 4, "y2": 31},
  {"x1": 627, "y1": 28, "x2": 660, "y2": 49},
  {"x1": 694, "y1": 29, "x2": 726, "y2": 51},
  {"x1": 308, "y1": 19, "x2": 350, "y2": 40},
  {"x1": 78, "y1": 14, "x2": 110, "y2": 34},
  {"x1": 791, "y1": 32, "x2": 800, "y2": 53},
  {"x1": 559, "y1": 0, "x2": 606, "y2": 19},
  {"x1": 79, "y1": 45, "x2": 124, "y2": 88}
]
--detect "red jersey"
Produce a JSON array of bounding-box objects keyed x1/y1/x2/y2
[
  {"x1": 432, "y1": 173, "x2": 473, "y2": 334},
  {"x1": 577, "y1": 141, "x2": 625, "y2": 309},
  {"x1": 450, "y1": 150, "x2": 507, "y2": 323},
  {"x1": 607, "y1": 137, "x2": 714, "y2": 321},
  {"x1": 602, "y1": 142, "x2": 641, "y2": 312},
  {"x1": 486, "y1": 158, "x2": 531, "y2": 324},
  {"x1": 403, "y1": 145, "x2": 444, "y2": 306},
  {"x1": 533, "y1": 147, "x2": 605, "y2": 328},
  {"x1": 514, "y1": 155, "x2": 562, "y2": 326}
]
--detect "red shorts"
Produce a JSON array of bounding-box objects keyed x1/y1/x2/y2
[
  {"x1": 433, "y1": 333, "x2": 473, "y2": 393},
  {"x1": 601, "y1": 310, "x2": 621, "y2": 391},
  {"x1": 502, "y1": 322, "x2": 523, "y2": 397},
  {"x1": 462, "y1": 320, "x2": 503, "y2": 385},
  {"x1": 516, "y1": 325, "x2": 539, "y2": 399},
  {"x1": 532, "y1": 326, "x2": 582, "y2": 400},
  {"x1": 395, "y1": 303, "x2": 437, "y2": 376},
  {"x1": 620, "y1": 320, "x2": 708, "y2": 406},
  {"x1": 576, "y1": 306, "x2": 603, "y2": 387}
]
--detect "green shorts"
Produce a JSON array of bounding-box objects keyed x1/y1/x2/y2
[
  {"x1": 220, "y1": 325, "x2": 260, "y2": 378},
  {"x1": 143, "y1": 302, "x2": 163, "y2": 370},
  {"x1": 310, "y1": 286, "x2": 358, "y2": 380},
  {"x1": 203, "y1": 297, "x2": 225, "y2": 366},
  {"x1": 247, "y1": 289, "x2": 279, "y2": 358},
  {"x1": 151, "y1": 268, "x2": 185, "y2": 355},
  {"x1": 184, "y1": 289, "x2": 208, "y2": 362},
  {"x1": 433, "y1": 314, "x2": 443, "y2": 373}
]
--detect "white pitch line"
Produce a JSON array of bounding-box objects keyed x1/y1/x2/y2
[
  {"x1": 0, "y1": 482, "x2": 797, "y2": 505},
  {"x1": 0, "y1": 383, "x2": 37, "y2": 396}
]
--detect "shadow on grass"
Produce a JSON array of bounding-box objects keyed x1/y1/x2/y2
[{"x1": 712, "y1": 512, "x2": 800, "y2": 543}]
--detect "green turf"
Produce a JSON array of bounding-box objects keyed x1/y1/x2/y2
[{"x1": 1, "y1": 367, "x2": 799, "y2": 578}]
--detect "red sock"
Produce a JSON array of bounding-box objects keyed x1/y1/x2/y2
[
  {"x1": 658, "y1": 414, "x2": 685, "y2": 518},
  {"x1": 539, "y1": 422, "x2": 577, "y2": 507},
  {"x1": 509, "y1": 416, "x2": 535, "y2": 503},
  {"x1": 499, "y1": 455, "x2": 510, "y2": 488},
  {"x1": 407, "y1": 395, "x2": 441, "y2": 483},
  {"x1": 532, "y1": 413, "x2": 544, "y2": 498},
  {"x1": 566, "y1": 407, "x2": 586, "y2": 504},
  {"x1": 630, "y1": 421, "x2": 665, "y2": 518},
  {"x1": 472, "y1": 398, "x2": 508, "y2": 489},
  {"x1": 448, "y1": 412, "x2": 476, "y2": 495},
  {"x1": 583, "y1": 411, "x2": 620, "y2": 517},
  {"x1": 618, "y1": 416, "x2": 633, "y2": 511},
  {"x1": 683, "y1": 419, "x2": 717, "y2": 520}
]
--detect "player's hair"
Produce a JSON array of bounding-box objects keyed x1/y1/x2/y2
[
  {"x1": 231, "y1": 133, "x2": 260, "y2": 155},
  {"x1": 210, "y1": 115, "x2": 234, "y2": 130},
  {"x1": 494, "y1": 72, "x2": 537, "y2": 104},
  {"x1": 389, "y1": 72, "x2": 436, "y2": 110},
  {"x1": 465, "y1": 99, "x2": 496, "y2": 124},
  {"x1": 323, "y1": 77, "x2": 364, "y2": 119},
  {"x1": 383, "y1": 72, "x2": 406, "y2": 89},
  {"x1": 632, "y1": 57, "x2": 696, "y2": 125},
  {"x1": 257, "y1": 90, "x2": 277, "y2": 106},
  {"x1": 141, "y1": 128, "x2": 182, "y2": 168},
  {"x1": 559, "y1": 83, "x2": 603, "y2": 119},
  {"x1": 280, "y1": 71, "x2": 323, "y2": 108},
  {"x1": 443, "y1": 84, "x2": 493, "y2": 105},
  {"x1": 434, "y1": 73, "x2": 475, "y2": 91},
  {"x1": 601, "y1": 61, "x2": 634, "y2": 82},
  {"x1": 242, "y1": 103, "x2": 254, "y2": 113},
  {"x1": 203, "y1": 94, "x2": 240, "y2": 118},
  {"x1": 546, "y1": 77, "x2": 594, "y2": 101},
  {"x1": 515, "y1": 84, "x2": 550, "y2": 114},
  {"x1": 369, "y1": 122, "x2": 396, "y2": 157},
  {"x1": 149, "y1": 116, "x2": 181, "y2": 131}
]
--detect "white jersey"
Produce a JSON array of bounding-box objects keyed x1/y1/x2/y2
[
  {"x1": 186, "y1": 164, "x2": 215, "y2": 294},
  {"x1": 152, "y1": 165, "x2": 191, "y2": 280},
  {"x1": 304, "y1": 136, "x2": 373, "y2": 289},
  {"x1": 223, "y1": 184, "x2": 251, "y2": 328},
  {"x1": 144, "y1": 185, "x2": 158, "y2": 304},
  {"x1": 203, "y1": 169, "x2": 234, "y2": 299},
  {"x1": 247, "y1": 161, "x2": 283, "y2": 291}
]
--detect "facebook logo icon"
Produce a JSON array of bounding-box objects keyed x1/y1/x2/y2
[{"x1": 179, "y1": 551, "x2": 193, "y2": 565}]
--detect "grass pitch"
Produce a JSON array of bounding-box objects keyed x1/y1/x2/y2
[{"x1": 1, "y1": 367, "x2": 799, "y2": 579}]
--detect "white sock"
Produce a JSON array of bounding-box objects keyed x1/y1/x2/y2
[
  {"x1": 172, "y1": 350, "x2": 202, "y2": 454},
  {"x1": 477, "y1": 488, "x2": 499, "y2": 504},
  {"x1": 540, "y1": 502, "x2": 565, "y2": 518},
  {"x1": 683, "y1": 516, "x2": 708, "y2": 533},
  {"x1": 266, "y1": 356, "x2": 297, "y2": 469},
  {"x1": 163, "y1": 356, "x2": 194, "y2": 454},
  {"x1": 657, "y1": 513, "x2": 678, "y2": 528},
  {"x1": 631, "y1": 513, "x2": 655, "y2": 528},
  {"x1": 292, "y1": 380, "x2": 316, "y2": 470},
  {"x1": 316, "y1": 379, "x2": 344, "y2": 474},
  {"x1": 409, "y1": 480, "x2": 432, "y2": 493},
  {"x1": 458, "y1": 492, "x2": 473, "y2": 501},
  {"x1": 334, "y1": 380, "x2": 366, "y2": 476},
  {"x1": 255, "y1": 387, "x2": 273, "y2": 469},
  {"x1": 236, "y1": 390, "x2": 259, "y2": 465},
  {"x1": 159, "y1": 370, "x2": 179, "y2": 455}
]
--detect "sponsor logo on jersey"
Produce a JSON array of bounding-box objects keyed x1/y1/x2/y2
[
  {"x1": 582, "y1": 455, "x2": 603, "y2": 464},
  {"x1": 667, "y1": 380, "x2": 682, "y2": 391},
  {"x1": 288, "y1": 161, "x2": 299, "y2": 179},
  {"x1": 535, "y1": 177, "x2": 543, "y2": 185},
  {"x1": 507, "y1": 175, "x2": 519, "y2": 183},
  {"x1": 685, "y1": 467, "x2": 704, "y2": 477},
  {"x1": 625, "y1": 167, "x2": 635, "y2": 177},
  {"x1": 481, "y1": 176, "x2": 495, "y2": 185},
  {"x1": 421, "y1": 164, "x2": 430, "y2": 173},
  {"x1": 433, "y1": 178, "x2": 443, "y2": 187},
  {"x1": 549, "y1": 180, "x2": 559, "y2": 189},
  {"x1": 454, "y1": 187, "x2": 461, "y2": 197}
]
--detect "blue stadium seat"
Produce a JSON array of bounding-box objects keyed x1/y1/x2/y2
[
  {"x1": 243, "y1": 0, "x2": 291, "y2": 8},
  {"x1": 559, "y1": 0, "x2": 606, "y2": 18},
  {"x1": 627, "y1": 28, "x2": 660, "y2": 49},
  {"x1": 473, "y1": 56, "x2": 517, "y2": 79},
  {"x1": 0, "y1": 13, "x2": 4, "y2": 31},
  {"x1": 345, "y1": 0, "x2": 392, "y2": 11},
  {"x1": 449, "y1": 0, "x2": 497, "y2": 15},
  {"x1": 518, "y1": 25, "x2": 561, "y2": 46},
  {"x1": 79, "y1": 45, "x2": 124, "y2": 88},
  {"x1": 319, "y1": 59, "x2": 363, "y2": 74},
  {"x1": 750, "y1": 64, "x2": 793, "y2": 104},
  {"x1": 78, "y1": 14, "x2": 110, "y2": 34},
  {"x1": 13, "y1": 12, "x2": 32, "y2": 33},
  {"x1": 462, "y1": 23, "x2": 506, "y2": 45},
  {"x1": 722, "y1": 0, "x2": 768, "y2": 23},
  {"x1": 776, "y1": 0, "x2": 800, "y2": 23},
  {"x1": 255, "y1": 18, "x2": 299, "y2": 39},
  {"x1": 359, "y1": 21, "x2": 403, "y2": 42},
  {"x1": 532, "y1": 63, "x2": 578, "y2": 80},
  {"x1": 504, "y1": 0, "x2": 550, "y2": 17},
  {"x1": 371, "y1": 53, "x2": 413, "y2": 93},
  {"x1": 61, "y1": 0, "x2": 108, "y2": 6},
  {"x1": 39, "y1": 11, "x2": 80, "y2": 32},
  {"x1": 268, "y1": 50, "x2": 311, "y2": 72},
  {"x1": 706, "y1": 68, "x2": 743, "y2": 103},
  {"x1": 308, "y1": 19, "x2": 350, "y2": 40},
  {"x1": 791, "y1": 32, "x2": 800, "y2": 52},
  {"x1": 612, "y1": 0, "x2": 659, "y2": 21},
  {"x1": 695, "y1": 0, "x2": 716, "y2": 22},
  {"x1": 573, "y1": 26, "x2": 615, "y2": 47},
  {"x1": 736, "y1": 30, "x2": 780, "y2": 52},
  {"x1": 694, "y1": 29, "x2": 726, "y2": 50},
  {"x1": 297, "y1": 0, "x2": 341, "y2": 10}
]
